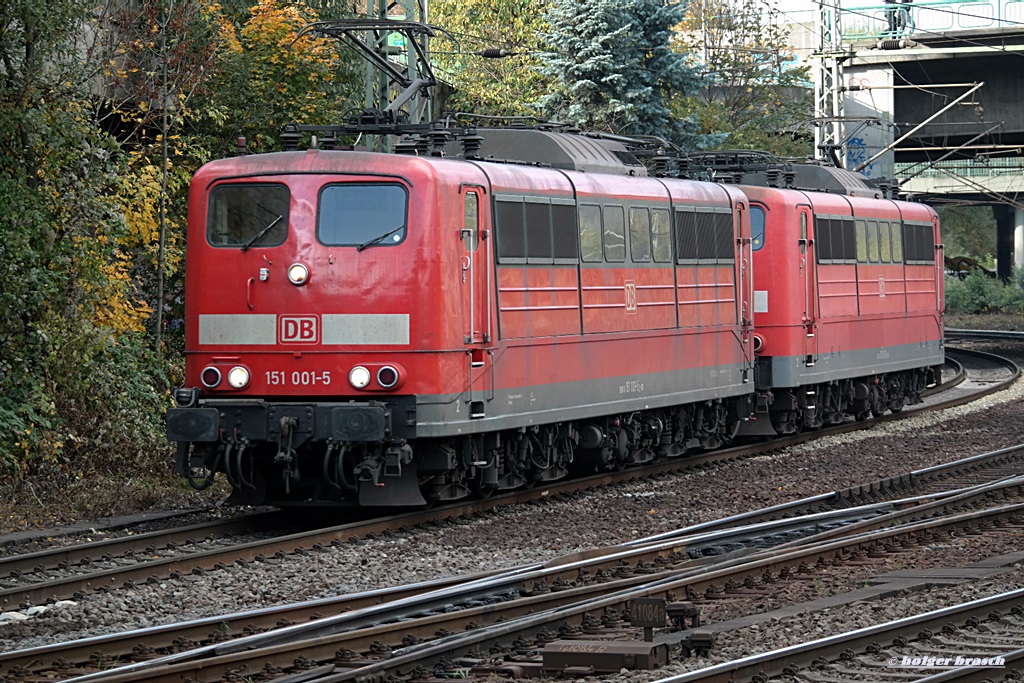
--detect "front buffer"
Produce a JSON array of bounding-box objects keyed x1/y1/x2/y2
[{"x1": 167, "y1": 395, "x2": 427, "y2": 506}]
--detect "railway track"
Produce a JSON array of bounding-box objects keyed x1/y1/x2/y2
[
  {"x1": 0, "y1": 346, "x2": 1018, "y2": 682},
  {"x1": 656, "y1": 589, "x2": 1024, "y2": 682},
  {"x1": 4, "y1": 439, "x2": 1024, "y2": 681},
  {"x1": 0, "y1": 349, "x2": 1011, "y2": 606}
]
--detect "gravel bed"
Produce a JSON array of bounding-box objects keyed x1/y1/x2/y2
[{"x1": 1, "y1": 342, "x2": 1022, "y2": 673}]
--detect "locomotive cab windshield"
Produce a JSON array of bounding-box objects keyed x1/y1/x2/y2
[
  {"x1": 318, "y1": 182, "x2": 408, "y2": 248},
  {"x1": 208, "y1": 183, "x2": 290, "y2": 249}
]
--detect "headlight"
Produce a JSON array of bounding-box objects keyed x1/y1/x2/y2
[
  {"x1": 349, "y1": 366, "x2": 371, "y2": 389},
  {"x1": 227, "y1": 366, "x2": 250, "y2": 389},
  {"x1": 201, "y1": 366, "x2": 222, "y2": 388},
  {"x1": 288, "y1": 262, "x2": 309, "y2": 285},
  {"x1": 377, "y1": 366, "x2": 399, "y2": 389}
]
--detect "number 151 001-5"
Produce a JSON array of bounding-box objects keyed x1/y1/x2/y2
[{"x1": 266, "y1": 371, "x2": 332, "y2": 386}]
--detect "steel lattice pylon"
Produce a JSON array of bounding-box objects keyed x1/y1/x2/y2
[
  {"x1": 813, "y1": 1, "x2": 849, "y2": 167},
  {"x1": 365, "y1": 0, "x2": 431, "y2": 124}
]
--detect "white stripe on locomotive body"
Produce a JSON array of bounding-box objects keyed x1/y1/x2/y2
[
  {"x1": 199, "y1": 314, "x2": 277, "y2": 345},
  {"x1": 322, "y1": 314, "x2": 410, "y2": 345},
  {"x1": 198, "y1": 313, "x2": 411, "y2": 346}
]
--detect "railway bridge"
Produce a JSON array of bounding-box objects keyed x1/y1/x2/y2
[{"x1": 816, "y1": 1, "x2": 1024, "y2": 277}]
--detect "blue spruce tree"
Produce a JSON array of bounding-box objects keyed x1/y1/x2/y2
[{"x1": 539, "y1": 0, "x2": 708, "y2": 148}]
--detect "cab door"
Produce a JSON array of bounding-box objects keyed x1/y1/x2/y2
[
  {"x1": 460, "y1": 186, "x2": 493, "y2": 418},
  {"x1": 798, "y1": 207, "x2": 818, "y2": 366}
]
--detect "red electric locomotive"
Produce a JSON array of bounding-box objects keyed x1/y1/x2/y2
[
  {"x1": 167, "y1": 129, "x2": 757, "y2": 506},
  {"x1": 734, "y1": 163, "x2": 943, "y2": 434},
  {"x1": 166, "y1": 132, "x2": 943, "y2": 508}
]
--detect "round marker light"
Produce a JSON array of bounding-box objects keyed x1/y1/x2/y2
[
  {"x1": 349, "y1": 366, "x2": 371, "y2": 389},
  {"x1": 201, "y1": 366, "x2": 222, "y2": 389},
  {"x1": 227, "y1": 366, "x2": 250, "y2": 389},
  {"x1": 377, "y1": 366, "x2": 399, "y2": 389},
  {"x1": 287, "y1": 262, "x2": 310, "y2": 286}
]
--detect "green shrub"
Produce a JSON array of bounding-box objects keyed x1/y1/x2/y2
[{"x1": 945, "y1": 269, "x2": 1024, "y2": 314}]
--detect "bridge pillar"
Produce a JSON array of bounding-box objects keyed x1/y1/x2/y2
[
  {"x1": 994, "y1": 204, "x2": 1015, "y2": 281},
  {"x1": 1016, "y1": 208, "x2": 1024, "y2": 272}
]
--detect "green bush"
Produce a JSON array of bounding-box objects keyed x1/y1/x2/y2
[{"x1": 945, "y1": 269, "x2": 1024, "y2": 314}]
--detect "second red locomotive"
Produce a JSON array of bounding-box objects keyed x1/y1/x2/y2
[{"x1": 166, "y1": 129, "x2": 943, "y2": 507}]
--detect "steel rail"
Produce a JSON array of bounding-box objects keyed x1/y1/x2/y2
[
  {"x1": 55, "y1": 490, "x2": 1024, "y2": 682},
  {"x1": 0, "y1": 512, "x2": 282, "y2": 594},
  {"x1": 248, "y1": 503, "x2": 1024, "y2": 683},
  {"x1": 5, "y1": 447, "x2": 1021, "y2": 676},
  {"x1": 913, "y1": 647, "x2": 1024, "y2": 682},
  {"x1": 650, "y1": 589, "x2": 1024, "y2": 683},
  {"x1": 946, "y1": 328, "x2": 1024, "y2": 342},
  {"x1": 0, "y1": 350, "x2": 997, "y2": 613},
  {"x1": 2, "y1": 354, "x2": 1018, "y2": 677}
]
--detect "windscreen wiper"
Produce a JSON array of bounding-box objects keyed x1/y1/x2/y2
[
  {"x1": 356, "y1": 225, "x2": 405, "y2": 251},
  {"x1": 240, "y1": 212, "x2": 284, "y2": 253}
]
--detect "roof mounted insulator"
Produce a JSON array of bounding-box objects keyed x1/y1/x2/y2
[
  {"x1": 281, "y1": 124, "x2": 301, "y2": 151},
  {"x1": 320, "y1": 133, "x2": 338, "y2": 150},
  {"x1": 765, "y1": 167, "x2": 781, "y2": 188},
  {"x1": 652, "y1": 155, "x2": 671, "y2": 177},
  {"x1": 236, "y1": 137, "x2": 248, "y2": 156},
  {"x1": 395, "y1": 136, "x2": 425, "y2": 155},
  {"x1": 461, "y1": 133, "x2": 484, "y2": 160},
  {"x1": 427, "y1": 130, "x2": 451, "y2": 157},
  {"x1": 783, "y1": 165, "x2": 797, "y2": 189}
]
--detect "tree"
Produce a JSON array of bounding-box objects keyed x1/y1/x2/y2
[
  {"x1": 537, "y1": 0, "x2": 704, "y2": 147},
  {"x1": 200, "y1": 0, "x2": 360, "y2": 153},
  {"x1": 429, "y1": 0, "x2": 550, "y2": 116},
  {"x1": 96, "y1": 0, "x2": 221, "y2": 349},
  {"x1": 936, "y1": 205, "x2": 996, "y2": 263},
  {"x1": 674, "y1": 0, "x2": 812, "y2": 156},
  {"x1": 0, "y1": 0, "x2": 170, "y2": 475}
]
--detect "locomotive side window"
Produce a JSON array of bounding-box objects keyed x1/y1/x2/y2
[
  {"x1": 497, "y1": 196, "x2": 578, "y2": 264},
  {"x1": 629, "y1": 208, "x2": 652, "y2": 262},
  {"x1": 675, "y1": 211, "x2": 698, "y2": 261},
  {"x1": 890, "y1": 222, "x2": 904, "y2": 261},
  {"x1": 750, "y1": 205, "x2": 766, "y2": 251},
  {"x1": 675, "y1": 208, "x2": 735, "y2": 263},
  {"x1": 815, "y1": 216, "x2": 856, "y2": 263},
  {"x1": 579, "y1": 204, "x2": 602, "y2": 262},
  {"x1": 603, "y1": 205, "x2": 626, "y2": 262},
  {"x1": 496, "y1": 199, "x2": 526, "y2": 261},
  {"x1": 903, "y1": 222, "x2": 935, "y2": 263},
  {"x1": 855, "y1": 220, "x2": 868, "y2": 262},
  {"x1": 651, "y1": 209, "x2": 672, "y2": 262},
  {"x1": 526, "y1": 200, "x2": 554, "y2": 262},
  {"x1": 208, "y1": 183, "x2": 289, "y2": 248},
  {"x1": 879, "y1": 221, "x2": 893, "y2": 262},
  {"x1": 551, "y1": 201, "x2": 579, "y2": 262},
  {"x1": 463, "y1": 192, "x2": 479, "y2": 252},
  {"x1": 317, "y1": 183, "x2": 407, "y2": 247}
]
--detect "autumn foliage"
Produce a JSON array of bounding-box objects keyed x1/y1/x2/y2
[{"x1": 0, "y1": 0, "x2": 359, "y2": 506}]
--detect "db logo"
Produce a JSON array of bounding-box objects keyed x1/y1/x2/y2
[
  {"x1": 279, "y1": 315, "x2": 319, "y2": 343},
  {"x1": 624, "y1": 280, "x2": 638, "y2": 314}
]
